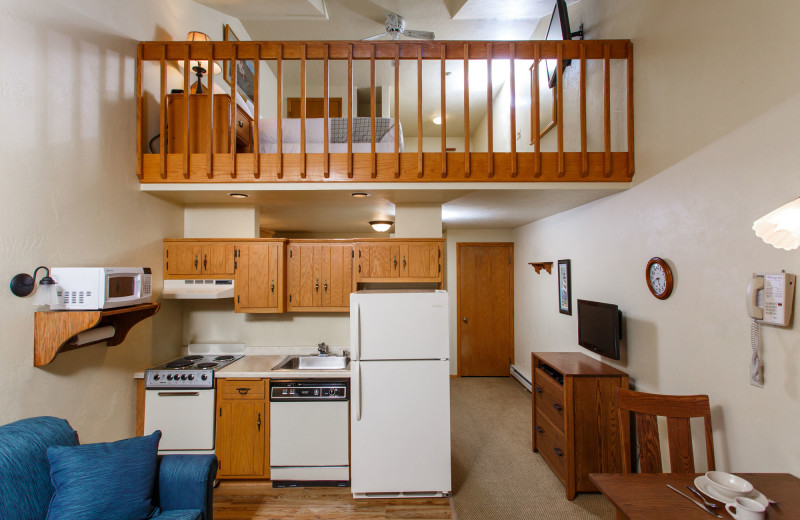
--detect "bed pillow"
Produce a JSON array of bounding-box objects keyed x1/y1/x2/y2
[{"x1": 45, "y1": 430, "x2": 161, "y2": 520}]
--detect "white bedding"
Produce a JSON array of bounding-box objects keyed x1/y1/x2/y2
[{"x1": 257, "y1": 118, "x2": 403, "y2": 153}]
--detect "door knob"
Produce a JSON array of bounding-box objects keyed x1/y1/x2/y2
[{"x1": 462, "y1": 317, "x2": 468, "y2": 323}]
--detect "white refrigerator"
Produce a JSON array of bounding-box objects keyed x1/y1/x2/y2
[{"x1": 350, "y1": 290, "x2": 451, "y2": 498}]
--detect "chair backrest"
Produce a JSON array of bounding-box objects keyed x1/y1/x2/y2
[{"x1": 617, "y1": 388, "x2": 715, "y2": 474}]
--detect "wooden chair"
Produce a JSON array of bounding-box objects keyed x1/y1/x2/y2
[{"x1": 617, "y1": 388, "x2": 715, "y2": 473}]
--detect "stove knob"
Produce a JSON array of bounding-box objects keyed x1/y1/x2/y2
[
  {"x1": 166, "y1": 374, "x2": 173, "y2": 381},
  {"x1": 188, "y1": 374, "x2": 195, "y2": 381},
  {"x1": 329, "y1": 388, "x2": 337, "y2": 396},
  {"x1": 181, "y1": 374, "x2": 187, "y2": 381},
  {"x1": 201, "y1": 374, "x2": 208, "y2": 381},
  {"x1": 153, "y1": 374, "x2": 160, "y2": 381}
]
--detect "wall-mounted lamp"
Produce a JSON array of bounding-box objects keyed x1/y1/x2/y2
[
  {"x1": 369, "y1": 220, "x2": 393, "y2": 232},
  {"x1": 753, "y1": 197, "x2": 800, "y2": 250},
  {"x1": 178, "y1": 31, "x2": 222, "y2": 94},
  {"x1": 10, "y1": 266, "x2": 59, "y2": 306}
]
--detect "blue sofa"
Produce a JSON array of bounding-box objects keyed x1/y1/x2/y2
[{"x1": 0, "y1": 416, "x2": 217, "y2": 520}]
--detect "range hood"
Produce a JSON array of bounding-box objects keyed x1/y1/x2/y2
[{"x1": 162, "y1": 279, "x2": 234, "y2": 299}]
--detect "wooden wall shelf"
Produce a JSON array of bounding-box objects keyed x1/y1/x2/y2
[
  {"x1": 34, "y1": 303, "x2": 160, "y2": 367},
  {"x1": 529, "y1": 262, "x2": 553, "y2": 274}
]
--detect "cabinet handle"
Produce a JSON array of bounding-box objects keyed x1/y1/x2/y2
[
  {"x1": 358, "y1": 265, "x2": 361, "y2": 273},
  {"x1": 194, "y1": 255, "x2": 198, "y2": 269},
  {"x1": 257, "y1": 412, "x2": 261, "y2": 432},
  {"x1": 271, "y1": 279, "x2": 275, "y2": 293},
  {"x1": 534, "y1": 386, "x2": 542, "y2": 394},
  {"x1": 553, "y1": 447, "x2": 563, "y2": 457},
  {"x1": 552, "y1": 403, "x2": 562, "y2": 412},
  {"x1": 462, "y1": 317, "x2": 468, "y2": 324},
  {"x1": 403, "y1": 255, "x2": 406, "y2": 269},
  {"x1": 394, "y1": 255, "x2": 397, "y2": 269},
  {"x1": 535, "y1": 425, "x2": 543, "y2": 434},
  {"x1": 324, "y1": 279, "x2": 328, "y2": 292},
  {"x1": 203, "y1": 255, "x2": 207, "y2": 270},
  {"x1": 237, "y1": 387, "x2": 250, "y2": 395},
  {"x1": 315, "y1": 279, "x2": 319, "y2": 292}
]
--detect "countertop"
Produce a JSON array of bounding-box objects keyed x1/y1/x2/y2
[{"x1": 134, "y1": 353, "x2": 350, "y2": 379}]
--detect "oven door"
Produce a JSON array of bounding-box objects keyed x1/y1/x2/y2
[{"x1": 144, "y1": 389, "x2": 215, "y2": 451}]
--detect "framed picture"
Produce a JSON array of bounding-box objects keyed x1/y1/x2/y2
[
  {"x1": 558, "y1": 259, "x2": 571, "y2": 315},
  {"x1": 223, "y1": 24, "x2": 255, "y2": 103}
]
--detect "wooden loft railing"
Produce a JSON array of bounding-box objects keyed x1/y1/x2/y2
[{"x1": 136, "y1": 40, "x2": 634, "y2": 183}]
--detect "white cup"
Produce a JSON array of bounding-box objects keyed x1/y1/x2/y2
[{"x1": 725, "y1": 497, "x2": 765, "y2": 520}]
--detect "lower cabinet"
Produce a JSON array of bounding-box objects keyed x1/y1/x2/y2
[{"x1": 216, "y1": 379, "x2": 269, "y2": 479}]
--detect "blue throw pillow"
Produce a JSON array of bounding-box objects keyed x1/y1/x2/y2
[{"x1": 45, "y1": 430, "x2": 161, "y2": 520}]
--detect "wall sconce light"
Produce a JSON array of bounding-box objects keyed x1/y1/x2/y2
[
  {"x1": 10, "y1": 266, "x2": 59, "y2": 306},
  {"x1": 753, "y1": 197, "x2": 800, "y2": 250},
  {"x1": 178, "y1": 31, "x2": 222, "y2": 94},
  {"x1": 369, "y1": 220, "x2": 394, "y2": 232}
]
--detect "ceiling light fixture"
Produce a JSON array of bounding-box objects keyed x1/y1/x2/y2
[
  {"x1": 369, "y1": 220, "x2": 393, "y2": 232},
  {"x1": 432, "y1": 116, "x2": 442, "y2": 125},
  {"x1": 228, "y1": 193, "x2": 249, "y2": 199},
  {"x1": 753, "y1": 197, "x2": 800, "y2": 250},
  {"x1": 351, "y1": 192, "x2": 370, "y2": 198}
]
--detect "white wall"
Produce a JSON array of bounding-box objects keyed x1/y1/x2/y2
[
  {"x1": 514, "y1": 0, "x2": 800, "y2": 474},
  {"x1": 0, "y1": 0, "x2": 249, "y2": 441},
  {"x1": 395, "y1": 204, "x2": 442, "y2": 238},
  {"x1": 185, "y1": 205, "x2": 260, "y2": 238},
  {"x1": 445, "y1": 229, "x2": 514, "y2": 374}
]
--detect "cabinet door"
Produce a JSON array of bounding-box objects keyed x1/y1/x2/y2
[
  {"x1": 321, "y1": 244, "x2": 353, "y2": 309},
  {"x1": 234, "y1": 243, "x2": 284, "y2": 313},
  {"x1": 164, "y1": 243, "x2": 201, "y2": 277},
  {"x1": 201, "y1": 243, "x2": 235, "y2": 275},
  {"x1": 287, "y1": 243, "x2": 316, "y2": 309},
  {"x1": 400, "y1": 242, "x2": 441, "y2": 279},
  {"x1": 354, "y1": 242, "x2": 399, "y2": 281},
  {"x1": 217, "y1": 399, "x2": 267, "y2": 478},
  {"x1": 289, "y1": 243, "x2": 352, "y2": 311}
]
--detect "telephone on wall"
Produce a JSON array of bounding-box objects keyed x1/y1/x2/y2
[{"x1": 746, "y1": 272, "x2": 795, "y2": 387}]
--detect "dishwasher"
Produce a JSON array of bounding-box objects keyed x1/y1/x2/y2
[{"x1": 269, "y1": 379, "x2": 350, "y2": 487}]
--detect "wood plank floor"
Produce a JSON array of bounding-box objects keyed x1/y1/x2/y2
[{"x1": 213, "y1": 482, "x2": 453, "y2": 520}]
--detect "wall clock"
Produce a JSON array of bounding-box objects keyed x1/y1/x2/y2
[{"x1": 646, "y1": 257, "x2": 673, "y2": 300}]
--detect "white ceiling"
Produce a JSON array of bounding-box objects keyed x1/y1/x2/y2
[{"x1": 170, "y1": 0, "x2": 623, "y2": 234}]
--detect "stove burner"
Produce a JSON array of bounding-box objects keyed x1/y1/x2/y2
[
  {"x1": 214, "y1": 355, "x2": 234, "y2": 361},
  {"x1": 196, "y1": 362, "x2": 218, "y2": 369},
  {"x1": 165, "y1": 359, "x2": 194, "y2": 369},
  {"x1": 184, "y1": 355, "x2": 204, "y2": 361}
]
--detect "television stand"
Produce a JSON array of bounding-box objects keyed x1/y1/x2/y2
[{"x1": 531, "y1": 352, "x2": 629, "y2": 500}]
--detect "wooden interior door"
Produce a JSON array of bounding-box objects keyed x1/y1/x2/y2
[{"x1": 457, "y1": 243, "x2": 514, "y2": 376}]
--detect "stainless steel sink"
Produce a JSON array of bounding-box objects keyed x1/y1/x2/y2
[{"x1": 271, "y1": 355, "x2": 350, "y2": 371}]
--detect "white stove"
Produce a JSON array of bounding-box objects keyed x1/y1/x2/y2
[{"x1": 143, "y1": 344, "x2": 245, "y2": 453}]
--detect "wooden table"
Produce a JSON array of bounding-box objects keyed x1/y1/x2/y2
[{"x1": 589, "y1": 473, "x2": 799, "y2": 520}]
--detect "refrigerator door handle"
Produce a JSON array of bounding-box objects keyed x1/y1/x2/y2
[
  {"x1": 354, "y1": 301, "x2": 361, "y2": 362},
  {"x1": 354, "y1": 361, "x2": 362, "y2": 421}
]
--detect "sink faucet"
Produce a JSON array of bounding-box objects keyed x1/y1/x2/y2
[{"x1": 317, "y1": 342, "x2": 329, "y2": 356}]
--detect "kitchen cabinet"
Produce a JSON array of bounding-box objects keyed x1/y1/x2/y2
[
  {"x1": 531, "y1": 352, "x2": 629, "y2": 500},
  {"x1": 234, "y1": 241, "x2": 286, "y2": 313},
  {"x1": 287, "y1": 240, "x2": 353, "y2": 312},
  {"x1": 216, "y1": 379, "x2": 269, "y2": 479},
  {"x1": 164, "y1": 240, "x2": 235, "y2": 279},
  {"x1": 353, "y1": 239, "x2": 444, "y2": 287}
]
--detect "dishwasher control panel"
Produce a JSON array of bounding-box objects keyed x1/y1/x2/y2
[{"x1": 270, "y1": 380, "x2": 349, "y2": 401}]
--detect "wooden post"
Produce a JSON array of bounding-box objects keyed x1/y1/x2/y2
[
  {"x1": 159, "y1": 45, "x2": 167, "y2": 179},
  {"x1": 300, "y1": 43, "x2": 306, "y2": 178},
  {"x1": 323, "y1": 43, "x2": 329, "y2": 178},
  {"x1": 580, "y1": 45, "x2": 587, "y2": 178},
  {"x1": 510, "y1": 43, "x2": 517, "y2": 178},
  {"x1": 604, "y1": 43, "x2": 611, "y2": 178},
  {"x1": 627, "y1": 42, "x2": 635, "y2": 177},
  {"x1": 254, "y1": 43, "x2": 261, "y2": 179},
  {"x1": 557, "y1": 44, "x2": 564, "y2": 178},
  {"x1": 230, "y1": 44, "x2": 238, "y2": 179},
  {"x1": 182, "y1": 48, "x2": 190, "y2": 179},
  {"x1": 394, "y1": 45, "x2": 400, "y2": 178},
  {"x1": 487, "y1": 42, "x2": 493, "y2": 178},
  {"x1": 440, "y1": 44, "x2": 447, "y2": 178},
  {"x1": 463, "y1": 42, "x2": 470, "y2": 178},
  {"x1": 533, "y1": 46, "x2": 541, "y2": 178},
  {"x1": 347, "y1": 44, "x2": 353, "y2": 178},
  {"x1": 370, "y1": 44, "x2": 376, "y2": 178},
  {"x1": 207, "y1": 42, "x2": 214, "y2": 179},
  {"x1": 417, "y1": 45, "x2": 423, "y2": 178},
  {"x1": 136, "y1": 44, "x2": 143, "y2": 180},
  {"x1": 277, "y1": 52, "x2": 283, "y2": 179}
]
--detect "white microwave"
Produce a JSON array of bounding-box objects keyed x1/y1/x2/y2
[{"x1": 50, "y1": 268, "x2": 152, "y2": 310}]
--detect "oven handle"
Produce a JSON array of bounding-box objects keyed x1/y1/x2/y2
[{"x1": 157, "y1": 392, "x2": 201, "y2": 397}]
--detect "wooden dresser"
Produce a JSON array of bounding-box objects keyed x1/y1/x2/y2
[{"x1": 531, "y1": 352, "x2": 629, "y2": 500}]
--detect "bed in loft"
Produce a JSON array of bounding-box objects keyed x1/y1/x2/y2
[{"x1": 136, "y1": 39, "x2": 635, "y2": 182}]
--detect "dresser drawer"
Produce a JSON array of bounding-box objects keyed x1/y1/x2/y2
[
  {"x1": 220, "y1": 379, "x2": 265, "y2": 400},
  {"x1": 535, "y1": 410, "x2": 567, "y2": 481},
  {"x1": 533, "y1": 367, "x2": 564, "y2": 403},
  {"x1": 235, "y1": 106, "x2": 252, "y2": 146},
  {"x1": 534, "y1": 379, "x2": 565, "y2": 434}
]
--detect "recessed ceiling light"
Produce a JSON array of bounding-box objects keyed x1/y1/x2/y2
[
  {"x1": 432, "y1": 116, "x2": 442, "y2": 125},
  {"x1": 228, "y1": 192, "x2": 249, "y2": 199},
  {"x1": 351, "y1": 192, "x2": 370, "y2": 198},
  {"x1": 369, "y1": 220, "x2": 393, "y2": 232}
]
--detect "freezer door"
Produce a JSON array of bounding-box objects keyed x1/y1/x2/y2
[
  {"x1": 351, "y1": 291, "x2": 449, "y2": 360},
  {"x1": 351, "y1": 359, "x2": 451, "y2": 495}
]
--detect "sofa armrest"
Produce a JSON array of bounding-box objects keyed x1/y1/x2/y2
[{"x1": 156, "y1": 455, "x2": 218, "y2": 520}]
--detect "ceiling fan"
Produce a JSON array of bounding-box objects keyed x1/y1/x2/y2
[{"x1": 362, "y1": 13, "x2": 435, "y2": 41}]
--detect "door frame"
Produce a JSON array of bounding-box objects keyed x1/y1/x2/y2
[{"x1": 456, "y1": 242, "x2": 515, "y2": 377}]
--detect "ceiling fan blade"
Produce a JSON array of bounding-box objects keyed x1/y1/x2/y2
[
  {"x1": 362, "y1": 32, "x2": 388, "y2": 41},
  {"x1": 403, "y1": 29, "x2": 435, "y2": 40}
]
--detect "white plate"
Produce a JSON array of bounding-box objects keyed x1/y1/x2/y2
[{"x1": 694, "y1": 475, "x2": 769, "y2": 508}]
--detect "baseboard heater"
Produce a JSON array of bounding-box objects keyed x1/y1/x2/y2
[{"x1": 510, "y1": 364, "x2": 532, "y2": 392}]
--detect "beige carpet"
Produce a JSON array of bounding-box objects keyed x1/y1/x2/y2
[{"x1": 450, "y1": 377, "x2": 615, "y2": 520}]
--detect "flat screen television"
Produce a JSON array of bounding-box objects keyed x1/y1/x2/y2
[
  {"x1": 545, "y1": 0, "x2": 583, "y2": 89},
  {"x1": 577, "y1": 299, "x2": 622, "y2": 360}
]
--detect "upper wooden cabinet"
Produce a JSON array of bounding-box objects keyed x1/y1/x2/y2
[
  {"x1": 287, "y1": 240, "x2": 353, "y2": 312},
  {"x1": 164, "y1": 240, "x2": 235, "y2": 279},
  {"x1": 234, "y1": 241, "x2": 286, "y2": 313},
  {"x1": 353, "y1": 239, "x2": 444, "y2": 286}
]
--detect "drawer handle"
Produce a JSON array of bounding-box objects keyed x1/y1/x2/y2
[
  {"x1": 535, "y1": 425, "x2": 543, "y2": 434},
  {"x1": 534, "y1": 386, "x2": 542, "y2": 394},
  {"x1": 552, "y1": 403, "x2": 562, "y2": 412},
  {"x1": 257, "y1": 412, "x2": 261, "y2": 431},
  {"x1": 237, "y1": 387, "x2": 250, "y2": 395},
  {"x1": 553, "y1": 447, "x2": 563, "y2": 457},
  {"x1": 271, "y1": 279, "x2": 275, "y2": 293},
  {"x1": 238, "y1": 119, "x2": 244, "y2": 128}
]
